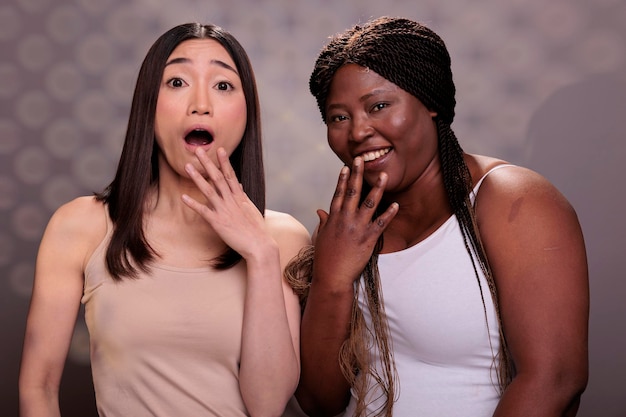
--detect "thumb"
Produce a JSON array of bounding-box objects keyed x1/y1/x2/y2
[
  {"x1": 312, "y1": 210, "x2": 329, "y2": 244},
  {"x1": 316, "y1": 209, "x2": 329, "y2": 228}
]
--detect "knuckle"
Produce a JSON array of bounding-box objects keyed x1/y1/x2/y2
[
  {"x1": 363, "y1": 198, "x2": 375, "y2": 209},
  {"x1": 346, "y1": 188, "x2": 358, "y2": 197}
]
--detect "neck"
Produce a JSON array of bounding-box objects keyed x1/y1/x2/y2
[{"x1": 381, "y1": 158, "x2": 452, "y2": 253}]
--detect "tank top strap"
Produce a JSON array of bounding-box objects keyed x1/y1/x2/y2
[
  {"x1": 83, "y1": 201, "x2": 114, "y2": 291},
  {"x1": 470, "y1": 163, "x2": 516, "y2": 204}
]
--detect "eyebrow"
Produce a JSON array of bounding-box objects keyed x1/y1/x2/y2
[
  {"x1": 164, "y1": 57, "x2": 239, "y2": 74},
  {"x1": 326, "y1": 89, "x2": 388, "y2": 111}
]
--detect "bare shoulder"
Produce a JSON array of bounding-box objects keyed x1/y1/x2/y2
[
  {"x1": 465, "y1": 153, "x2": 509, "y2": 184},
  {"x1": 264, "y1": 210, "x2": 311, "y2": 241},
  {"x1": 474, "y1": 161, "x2": 575, "y2": 216},
  {"x1": 473, "y1": 158, "x2": 584, "y2": 272},
  {"x1": 50, "y1": 195, "x2": 107, "y2": 231},
  {"x1": 44, "y1": 196, "x2": 108, "y2": 265},
  {"x1": 264, "y1": 210, "x2": 312, "y2": 256}
]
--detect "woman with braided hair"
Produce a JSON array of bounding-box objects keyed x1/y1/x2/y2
[{"x1": 287, "y1": 16, "x2": 589, "y2": 417}]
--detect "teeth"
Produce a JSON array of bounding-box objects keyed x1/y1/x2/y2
[{"x1": 361, "y1": 148, "x2": 390, "y2": 162}]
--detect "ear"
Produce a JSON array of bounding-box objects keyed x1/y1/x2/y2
[{"x1": 429, "y1": 110, "x2": 438, "y2": 118}]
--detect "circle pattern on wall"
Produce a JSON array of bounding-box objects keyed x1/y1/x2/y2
[{"x1": 1, "y1": 0, "x2": 625, "y2": 367}]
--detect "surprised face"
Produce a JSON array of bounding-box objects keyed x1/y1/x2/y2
[{"x1": 154, "y1": 39, "x2": 247, "y2": 179}]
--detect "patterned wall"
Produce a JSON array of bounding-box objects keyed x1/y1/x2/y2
[{"x1": 2, "y1": 0, "x2": 625, "y2": 415}]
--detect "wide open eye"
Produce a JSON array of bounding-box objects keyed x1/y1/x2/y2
[
  {"x1": 216, "y1": 81, "x2": 233, "y2": 91},
  {"x1": 166, "y1": 78, "x2": 186, "y2": 88}
]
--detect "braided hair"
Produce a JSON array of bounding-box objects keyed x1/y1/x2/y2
[{"x1": 287, "y1": 16, "x2": 513, "y2": 417}]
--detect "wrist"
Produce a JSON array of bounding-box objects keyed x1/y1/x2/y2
[
  {"x1": 310, "y1": 270, "x2": 357, "y2": 298},
  {"x1": 241, "y1": 238, "x2": 280, "y2": 266}
]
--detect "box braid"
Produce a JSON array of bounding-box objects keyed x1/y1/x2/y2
[{"x1": 287, "y1": 16, "x2": 513, "y2": 417}]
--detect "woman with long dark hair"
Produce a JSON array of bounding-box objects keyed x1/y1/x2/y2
[{"x1": 19, "y1": 23, "x2": 310, "y2": 417}]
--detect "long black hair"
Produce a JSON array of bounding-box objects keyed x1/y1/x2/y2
[{"x1": 95, "y1": 23, "x2": 265, "y2": 280}]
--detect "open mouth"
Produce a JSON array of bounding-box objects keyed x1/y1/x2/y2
[
  {"x1": 184, "y1": 129, "x2": 214, "y2": 146},
  {"x1": 361, "y1": 147, "x2": 391, "y2": 162}
]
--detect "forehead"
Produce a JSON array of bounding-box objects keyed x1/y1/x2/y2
[
  {"x1": 328, "y1": 64, "x2": 400, "y2": 98},
  {"x1": 166, "y1": 38, "x2": 235, "y2": 68}
]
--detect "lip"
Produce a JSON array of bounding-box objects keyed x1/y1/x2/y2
[
  {"x1": 182, "y1": 124, "x2": 215, "y2": 151},
  {"x1": 183, "y1": 124, "x2": 214, "y2": 139},
  {"x1": 355, "y1": 147, "x2": 393, "y2": 168}
]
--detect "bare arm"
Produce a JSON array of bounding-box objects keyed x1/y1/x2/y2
[
  {"x1": 296, "y1": 158, "x2": 398, "y2": 416},
  {"x1": 19, "y1": 197, "x2": 105, "y2": 417},
  {"x1": 476, "y1": 166, "x2": 589, "y2": 417},
  {"x1": 239, "y1": 211, "x2": 311, "y2": 416},
  {"x1": 182, "y1": 147, "x2": 309, "y2": 417}
]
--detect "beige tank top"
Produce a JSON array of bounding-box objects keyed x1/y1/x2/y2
[{"x1": 81, "y1": 208, "x2": 249, "y2": 416}]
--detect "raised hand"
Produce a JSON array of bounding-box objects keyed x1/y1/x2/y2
[
  {"x1": 313, "y1": 157, "x2": 398, "y2": 288},
  {"x1": 182, "y1": 147, "x2": 273, "y2": 260}
]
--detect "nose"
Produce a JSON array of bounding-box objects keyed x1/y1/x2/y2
[
  {"x1": 189, "y1": 86, "x2": 212, "y2": 115},
  {"x1": 349, "y1": 114, "x2": 374, "y2": 143}
]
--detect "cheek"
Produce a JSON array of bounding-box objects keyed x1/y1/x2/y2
[
  {"x1": 222, "y1": 102, "x2": 248, "y2": 152},
  {"x1": 327, "y1": 129, "x2": 349, "y2": 161},
  {"x1": 234, "y1": 104, "x2": 247, "y2": 136},
  {"x1": 153, "y1": 117, "x2": 164, "y2": 146},
  {"x1": 154, "y1": 98, "x2": 174, "y2": 138},
  {"x1": 387, "y1": 113, "x2": 413, "y2": 135},
  {"x1": 228, "y1": 108, "x2": 247, "y2": 149}
]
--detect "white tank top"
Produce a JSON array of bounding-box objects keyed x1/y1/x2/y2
[{"x1": 344, "y1": 164, "x2": 513, "y2": 416}]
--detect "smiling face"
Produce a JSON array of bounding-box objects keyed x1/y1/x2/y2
[
  {"x1": 154, "y1": 38, "x2": 247, "y2": 178},
  {"x1": 325, "y1": 63, "x2": 440, "y2": 193}
]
